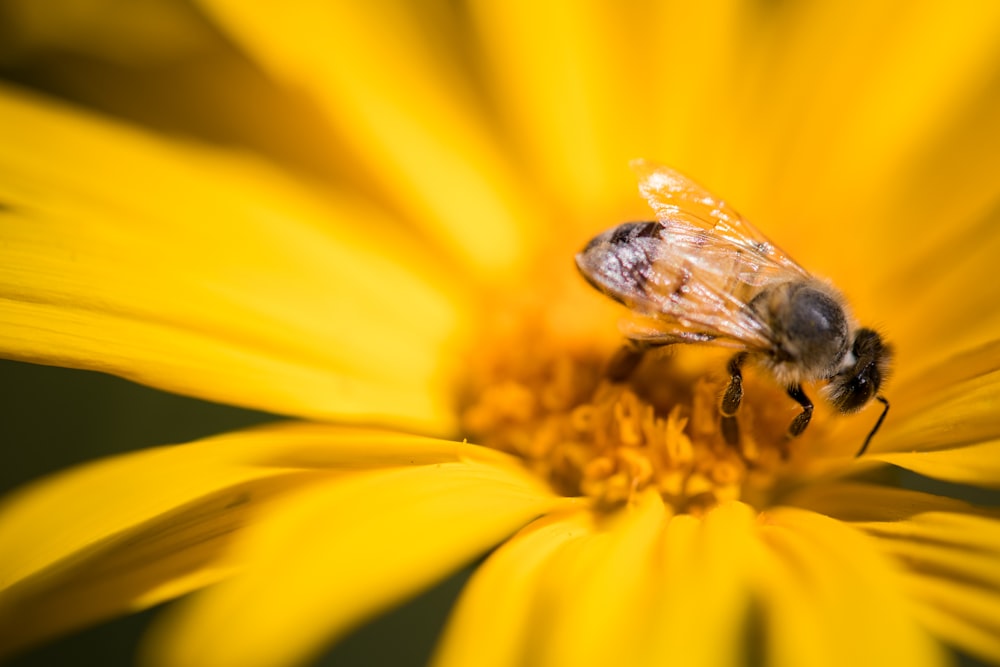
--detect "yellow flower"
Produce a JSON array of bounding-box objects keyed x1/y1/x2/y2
[{"x1": 3, "y1": 3, "x2": 1000, "y2": 667}]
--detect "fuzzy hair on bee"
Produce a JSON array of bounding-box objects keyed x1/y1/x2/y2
[{"x1": 576, "y1": 160, "x2": 892, "y2": 456}]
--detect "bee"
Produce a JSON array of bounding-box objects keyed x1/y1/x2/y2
[{"x1": 576, "y1": 160, "x2": 891, "y2": 456}]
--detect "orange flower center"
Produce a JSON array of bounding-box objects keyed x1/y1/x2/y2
[{"x1": 458, "y1": 321, "x2": 809, "y2": 515}]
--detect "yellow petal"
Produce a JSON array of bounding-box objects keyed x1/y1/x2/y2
[
  {"x1": 197, "y1": 0, "x2": 544, "y2": 278},
  {"x1": 167, "y1": 421, "x2": 528, "y2": 473},
  {"x1": 872, "y1": 439, "x2": 1000, "y2": 488},
  {"x1": 467, "y1": 1, "x2": 673, "y2": 220},
  {"x1": 432, "y1": 510, "x2": 595, "y2": 667},
  {"x1": 853, "y1": 511, "x2": 1000, "y2": 553},
  {"x1": 887, "y1": 228, "x2": 1000, "y2": 370},
  {"x1": 1, "y1": 0, "x2": 214, "y2": 66},
  {"x1": 646, "y1": 501, "x2": 757, "y2": 667},
  {"x1": 644, "y1": 0, "x2": 768, "y2": 207},
  {"x1": 528, "y1": 490, "x2": 667, "y2": 667},
  {"x1": 1, "y1": 431, "x2": 280, "y2": 591},
  {"x1": 0, "y1": 472, "x2": 312, "y2": 658},
  {"x1": 874, "y1": 535, "x2": 1000, "y2": 596},
  {"x1": 756, "y1": 508, "x2": 946, "y2": 667},
  {"x1": 0, "y1": 422, "x2": 520, "y2": 585},
  {"x1": 852, "y1": 1, "x2": 1000, "y2": 218},
  {"x1": 785, "y1": 481, "x2": 986, "y2": 522},
  {"x1": 0, "y1": 84, "x2": 467, "y2": 431},
  {"x1": 889, "y1": 81, "x2": 1000, "y2": 274},
  {"x1": 751, "y1": 2, "x2": 1000, "y2": 227},
  {"x1": 858, "y1": 512, "x2": 1000, "y2": 659},
  {"x1": 0, "y1": 422, "x2": 508, "y2": 656},
  {"x1": 709, "y1": 3, "x2": 1000, "y2": 321},
  {"x1": 142, "y1": 461, "x2": 558, "y2": 667},
  {"x1": 841, "y1": 338, "x2": 1000, "y2": 456},
  {"x1": 894, "y1": 338, "x2": 1000, "y2": 404},
  {"x1": 901, "y1": 574, "x2": 1000, "y2": 665},
  {"x1": 829, "y1": 332, "x2": 1000, "y2": 464},
  {"x1": 876, "y1": 367, "x2": 1000, "y2": 455},
  {"x1": 0, "y1": 432, "x2": 298, "y2": 657},
  {"x1": 748, "y1": 535, "x2": 834, "y2": 667}
]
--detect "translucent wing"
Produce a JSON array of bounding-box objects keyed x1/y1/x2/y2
[
  {"x1": 630, "y1": 159, "x2": 805, "y2": 275},
  {"x1": 576, "y1": 161, "x2": 811, "y2": 349}
]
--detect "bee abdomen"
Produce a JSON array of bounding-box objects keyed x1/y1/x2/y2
[{"x1": 575, "y1": 221, "x2": 663, "y2": 305}]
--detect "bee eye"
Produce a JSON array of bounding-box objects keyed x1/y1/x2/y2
[{"x1": 852, "y1": 328, "x2": 882, "y2": 356}]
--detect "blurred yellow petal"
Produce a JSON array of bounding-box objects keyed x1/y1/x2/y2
[
  {"x1": 717, "y1": 4, "x2": 1000, "y2": 320},
  {"x1": 888, "y1": 222, "x2": 1000, "y2": 367},
  {"x1": 0, "y1": 472, "x2": 312, "y2": 658},
  {"x1": 644, "y1": 0, "x2": 753, "y2": 192},
  {"x1": 0, "y1": 426, "x2": 306, "y2": 657},
  {"x1": 749, "y1": 528, "x2": 838, "y2": 667},
  {"x1": 851, "y1": 2, "x2": 1000, "y2": 177},
  {"x1": 432, "y1": 510, "x2": 594, "y2": 667},
  {"x1": 902, "y1": 575, "x2": 1000, "y2": 665},
  {"x1": 527, "y1": 490, "x2": 666, "y2": 667},
  {"x1": 785, "y1": 481, "x2": 987, "y2": 522},
  {"x1": 843, "y1": 338, "x2": 1000, "y2": 457},
  {"x1": 0, "y1": 422, "x2": 516, "y2": 657},
  {"x1": 197, "y1": 0, "x2": 544, "y2": 277},
  {"x1": 144, "y1": 461, "x2": 558, "y2": 667},
  {"x1": 0, "y1": 0, "x2": 215, "y2": 66},
  {"x1": 876, "y1": 367, "x2": 1000, "y2": 455},
  {"x1": 873, "y1": 440, "x2": 1000, "y2": 488},
  {"x1": 895, "y1": 338, "x2": 1000, "y2": 402},
  {"x1": 854, "y1": 511, "x2": 1000, "y2": 552},
  {"x1": 757, "y1": 508, "x2": 946, "y2": 667},
  {"x1": 0, "y1": 84, "x2": 467, "y2": 431},
  {"x1": 468, "y1": 1, "x2": 667, "y2": 219},
  {"x1": 859, "y1": 512, "x2": 1000, "y2": 658},
  {"x1": 839, "y1": 2, "x2": 1000, "y2": 214},
  {"x1": 751, "y1": 2, "x2": 1000, "y2": 216},
  {"x1": 0, "y1": 432, "x2": 281, "y2": 591},
  {"x1": 646, "y1": 502, "x2": 756, "y2": 667},
  {"x1": 887, "y1": 76, "x2": 1000, "y2": 263},
  {"x1": 0, "y1": 422, "x2": 522, "y2": 589},
  {"x1": 873, "y1": 535, "x2": 1000, "y2": 596}
]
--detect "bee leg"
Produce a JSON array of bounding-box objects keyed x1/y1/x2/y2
[
  {"x1": 606, "y1": 339, "x2": 651, "y2": 382},
  {"x1": 720, "y1": 352, "x2": 748, "y2": 446},
  {"x1": 786, "y1": 385, "x2": 814, "y2": 438}
]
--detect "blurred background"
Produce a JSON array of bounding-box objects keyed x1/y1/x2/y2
[{"x1": 2, "y1": 0, "x2": 999, "y2": 665}]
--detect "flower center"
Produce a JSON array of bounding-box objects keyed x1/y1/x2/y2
[{"x1": 458, "y1": 324, "x2": 805, "y2": 515}]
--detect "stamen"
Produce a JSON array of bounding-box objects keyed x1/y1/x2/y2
[{"x1": 459, "y1": 326, "x2": 803, "y2": 514}]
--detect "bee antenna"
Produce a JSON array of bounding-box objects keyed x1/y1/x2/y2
[{"x1": 855, "y1": 395, "x2": 890, "y2": 457}]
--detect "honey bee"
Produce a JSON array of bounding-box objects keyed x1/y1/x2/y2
[{"x1": 576, "y1": 160, "x2": 891, "y2": 456}]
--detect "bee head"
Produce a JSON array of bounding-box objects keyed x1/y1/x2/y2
[{"x1": 827, "y1": 328, "x2": 892, "y2": 413}]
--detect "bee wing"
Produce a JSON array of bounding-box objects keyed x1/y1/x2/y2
[
  {"x1": 631, "y1": 159, "x2": 805, "y2": 277},
  {"x1": 577, "y1": 162, "x2": 811, "y2": 349},
  {"x1": 617, "y1": 311, "x2": 748, "y2": 348}
]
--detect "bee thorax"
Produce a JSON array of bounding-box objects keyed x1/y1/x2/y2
[{"x1": 751, "y1": 281, "x2": 850, "y2": 382}]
